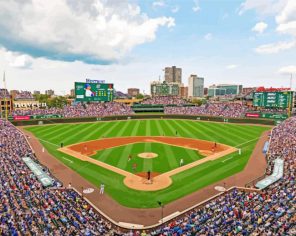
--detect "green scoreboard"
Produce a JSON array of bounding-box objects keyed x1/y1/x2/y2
[
  {"x1": 75, "y1": 82, "x2": 114, "y2": 102},
  {"x1": 151, "y1": 82, "x2": 179, "y2": 96},
  {"x1": 253, "y1": 91, "x2": 293, "y2": 108}
]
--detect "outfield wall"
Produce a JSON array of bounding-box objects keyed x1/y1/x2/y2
[{"x1": 11, "y1": 114, "x2": 275, "y2": 126}]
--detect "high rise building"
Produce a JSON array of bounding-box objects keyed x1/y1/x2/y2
[
  {"x1": 33, "y1": 91, "x2": 41, "y2": 95},
  {"x1": 127, "y1": 88, "x2": 140, "y2": 97},
  {"x1": 45, "y1": 89, "x2": 54, "y2": 96},
  {"x1": 70, "y1": 89, "x2": 75, "y2": 97},
  {"x1": 164, "y1": 66, "x2": 182, "y2": 84},
  {"x1": 188, "y1": 75, "x2": 204, "y2": 98}
]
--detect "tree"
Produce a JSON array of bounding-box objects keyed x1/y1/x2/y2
[
  {"x1": 33, "y1": 94, "x2": 67, "y2": 108},
  {"x1": 191, "y1": 98, "x2": 204, "y2": 106},
  {"x1": 48, "y1": 96, "x2": 67, "y2": 108},
  {"x1": 136, "y1": 93, "x2": 144, "y2": 99}
]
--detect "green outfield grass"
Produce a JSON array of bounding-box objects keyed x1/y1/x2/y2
[
  {"x1": 25, "y1": 119, "x2": 270, "y2": 208},
  {"x1": 91, "y1": 142, "x2": 205, "y2": 174}
]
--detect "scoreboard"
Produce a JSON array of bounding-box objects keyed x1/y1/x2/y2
[
  {"x1": 151, "y1": 82, "x2": 179, "y2": 96},
  {"x1": 75, "y1": 82, "x2": 114, "y2": 102},
  {"x1": 253, "y1": 91, "x2": 293, "y2": 108}
]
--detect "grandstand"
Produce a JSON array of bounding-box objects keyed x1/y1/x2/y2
[{"x1": 1, "y1": 111, "x2": 295, "y2": 235}]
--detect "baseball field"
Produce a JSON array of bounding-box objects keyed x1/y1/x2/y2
[{"x1": 25, "y1": 119, "x2": 270, "y2": 208}]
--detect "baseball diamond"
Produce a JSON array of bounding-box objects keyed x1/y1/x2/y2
[
  {"x1": 2, "y1": 2, "x2": 296, "y2": 234},
  {"x1": 25, "y1": 119, "x2": 270, "y2": 210}
]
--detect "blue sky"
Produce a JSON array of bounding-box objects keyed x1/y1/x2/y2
[{"x1": 0, "y1": 0, "x2": 295, "y2": 94}]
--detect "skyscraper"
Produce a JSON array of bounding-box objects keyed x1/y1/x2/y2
[
  {"x1": 164, "y1": 66, "x2": 182, "y2": 84},
  {"x1": 188, "y1": 75, "x2": 204, "y2": 98}
]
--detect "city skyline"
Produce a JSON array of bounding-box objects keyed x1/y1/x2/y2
[{"x1": 0, "y1": 0, "x2": 296, "y2": 94}]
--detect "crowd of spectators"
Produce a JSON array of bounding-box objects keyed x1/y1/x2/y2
[
  {"x1": 11, "y1": 102, "x2": 134, "y2": 117},
  {"x1": 150, "y1": 116, "x2": 295, "y2": 235},
  {"x1": 141, "y1": 96, "x2": 187, "y2": 105},
  {"x1": 165, "y1": 103, "x2": 248, "y2": 118},
  {"x1": 1, "y1": 113, "x2": 295, "y2": 235},
  {"x1": 0, "y1": 119, "x2": 117, "y2": 235},
  {"x1": 13, "y1": 90, "x2": 34, "y2": 100}
]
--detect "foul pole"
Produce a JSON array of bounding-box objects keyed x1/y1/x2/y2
[{"x1": 3, "y1": 72, "x2": 8, "y2": 120}]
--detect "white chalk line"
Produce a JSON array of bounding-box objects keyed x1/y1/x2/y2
[
  {"x1": 37, "y1": 138, "x2": 60, "y2": 147},
  {"x1": 235, "y1": 137, "x2": 260, "y2": 148},
  {"x1": 222, "y1": 156, "x2": 234, "y2": 163},
  {"x1": 62, "y1": 157, "x2": 73, "y2": 164}
]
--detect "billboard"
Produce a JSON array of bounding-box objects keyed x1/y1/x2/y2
[
  {"x1": 13, "y1": 114, "x2": 63, "y2": 120},
  {"x1": 253, "y1": 91, "x2": 293, "y2": 108},
  {"x1": 245, "y1": 112, "x2": 288, "y2": 120},
  {"x1": 75, "y1": 82, "x2": 114, "y2": 102}
]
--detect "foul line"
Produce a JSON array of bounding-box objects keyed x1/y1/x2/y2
[
  {"x1": 222, "y1": 156, "x2": 234, "y2": 163},
  {"x1": 62, "y1": 157, "x2": 73, "y2": 164},
  {"x1": 37, "y1": 138, "x2": 60, "y2": 147},
  {"x1": 235, "y1": 137, "x2": 260, "y2": 148}
]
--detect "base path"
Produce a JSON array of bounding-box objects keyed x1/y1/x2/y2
[
  {"x1": 59, "y1": 136, "x2": 237, "y2": 191},
  {"x1": 21, "y1": 127, "x2": 269, "y2": 227}
]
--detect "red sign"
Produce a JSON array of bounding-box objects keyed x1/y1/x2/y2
[
  {"x1": 13, "y1": 116, "x2": 30, "y2": 120},
  {"x1": 256, "y1": 87, "x2": 291, "y2": 92},
  {"x1": 245, "y1": 113, "x2": 260, "y2": 118}
]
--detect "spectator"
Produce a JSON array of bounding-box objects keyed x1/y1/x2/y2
[
  {"x1": 165, "y1": 102, "x2": 248, "y2": 118},
  {"x1": 141, "y1": 96, "x2": 187, "y2": 105}
]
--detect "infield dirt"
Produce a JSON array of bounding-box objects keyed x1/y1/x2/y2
[
  {"x1": 59, "y1": 136, "x2": 237, "y2": 191},
  {"x1": 21, "y1": 128, "x2": 269, "y2": 226}
]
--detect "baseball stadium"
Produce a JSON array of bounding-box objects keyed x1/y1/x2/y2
[
  {"x1": 1, "y1": 83, "x2": 295, "y2": 235},
  {"x1": 1, "y1": 1, "x2": 296, "y2": 235}
]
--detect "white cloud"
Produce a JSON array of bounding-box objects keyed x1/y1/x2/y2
[
  {"x1": 238, "y1": 0, "x2": 286, "y2": 16},
  {"x1": 3, "y1": 49, "x2": 33, "y2": 69},
  {"x1": 241, "y1": 0, "x2": 296, "y2": 54},
  {"x1": 277, "y1": 21, "x2": 296, "y2": 36},
  {"x1": 0, "y1": 0, "x2": 175, "y2": 64},
  {"x1": 275, "y1": 0, "x2": 296, "y2": 24},
  {"x1": 153, "y1": 1, "x2": 165, "y2": 8},
  {"x1": 276, "y1": 1, "x2": 296, "y2": 36},
  {"x1": 255, "y1": 40, "x2": 296, "y2": 54},
  {"x1": 252, "y1": 22, "x2": 268, "y2": 34},
  {"x1": 278, "y1": 65, "x2": 296, "y2": 74},
  {"x1": 193, "y1": 0, "x2": 200, "y2": 13},
  {"x1": 226, "y1": 64, "x2": 238, "y2": 70},
  {"x1": 171, "y1": 6, "x2": 179, "y2": 13},
  {"x1": 204, "y1": 33, "x2": 212, "y2": 41}
]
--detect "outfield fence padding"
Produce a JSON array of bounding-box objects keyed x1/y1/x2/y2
[{"x1": 11, "y1": 114, "x2": 275, "y2": 126}]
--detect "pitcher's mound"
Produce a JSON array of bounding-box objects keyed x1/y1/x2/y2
[{"x1": 138, "y1": 152, "x2": 158, "y2": 159}]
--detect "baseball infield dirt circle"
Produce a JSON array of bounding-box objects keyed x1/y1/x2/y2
[
  {"x1": 58, "y1": 136, "x2": 237, "y2": 191},
  {"x1": 138, "y1": 152, "x2": 158, "y2": 159}
]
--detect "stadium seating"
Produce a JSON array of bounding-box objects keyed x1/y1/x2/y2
[
  {"x1": 11, "y1": 102, "x2": 134, "y2": 117},
  {"x1": 141, "y1": 96, "x2": 187, "y2": 105},
  {"x1": 0, "y1": 116, "x2": 295, "y2": 235},
  {"x1": 165, "y1": 103, "x2": 248, "y2": 118}
]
